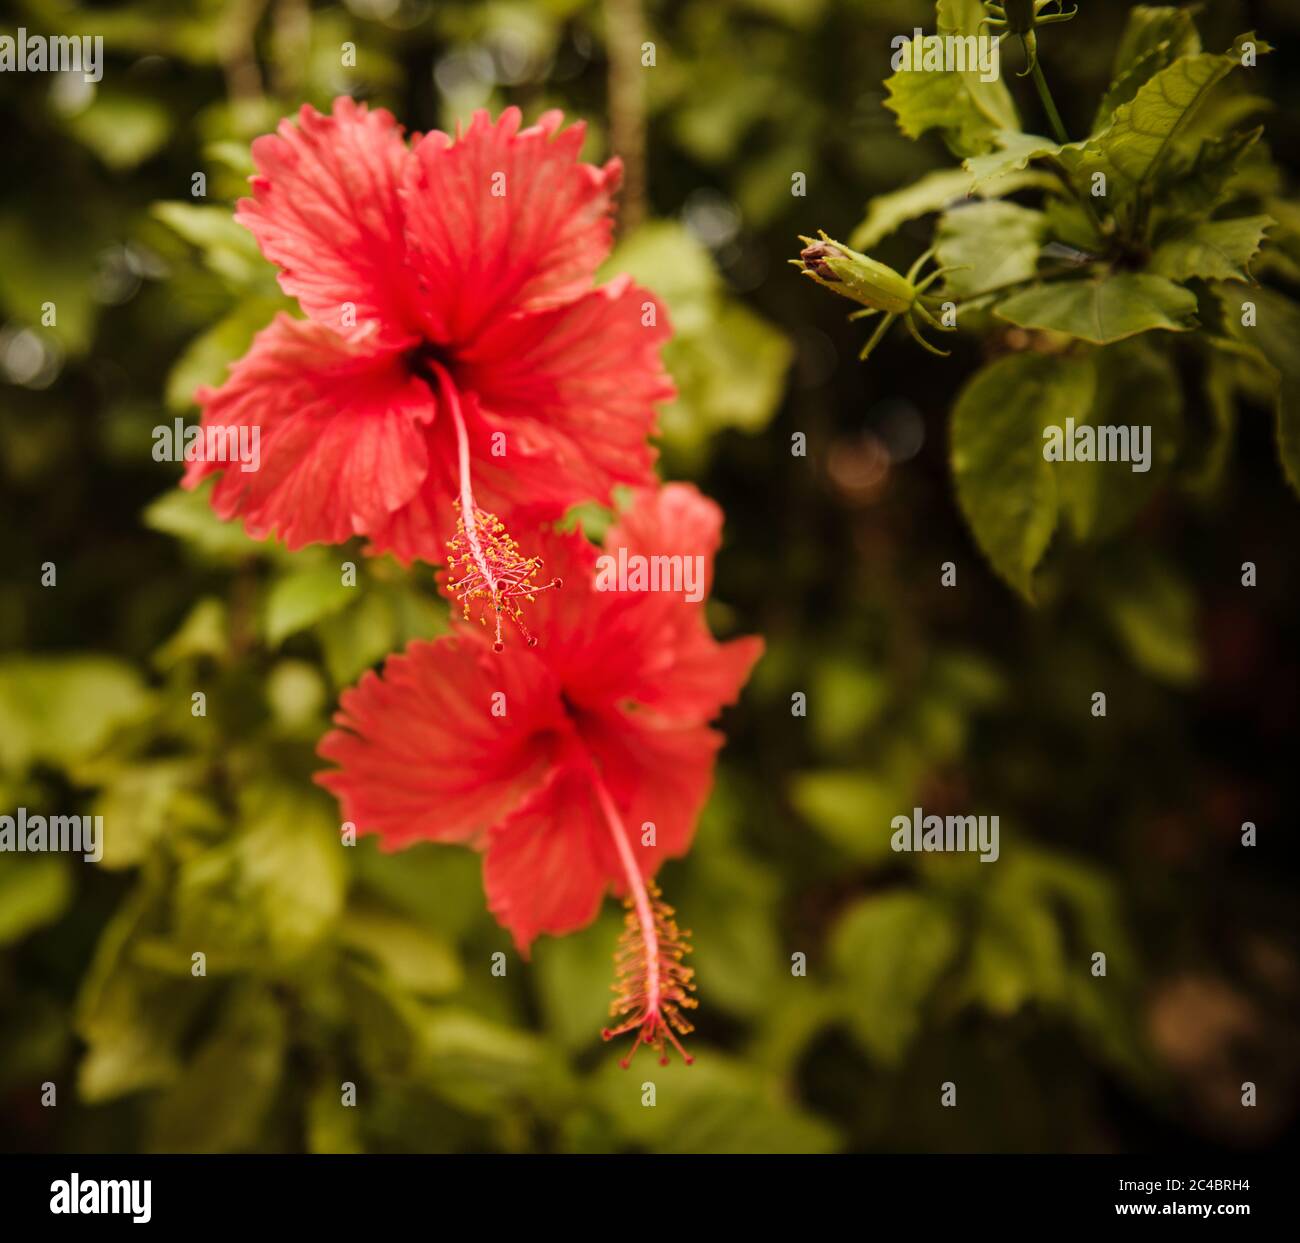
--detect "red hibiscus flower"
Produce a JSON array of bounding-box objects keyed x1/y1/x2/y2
[
  {"x1": 316, "y1": 483, "x2": 763, "y2": 1065},
  {"x1": 183, "y1": 99, "x2": 673, "y2": 648}
]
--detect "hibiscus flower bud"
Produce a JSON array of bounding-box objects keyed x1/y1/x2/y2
[
  {"x1": 798, "y1": 240, "x2": 843, "y2": 280},
  {"x1": 794, "y1": 232, "x2": 917, "y2": 316}
]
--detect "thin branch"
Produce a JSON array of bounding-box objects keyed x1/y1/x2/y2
[{"x1": 605, "y1": 0, "x2": 649, "y2": 233}]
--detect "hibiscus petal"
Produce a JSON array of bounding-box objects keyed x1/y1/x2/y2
[
  {"x1": 360, "y1": 380, "x2": 559, "y2": 565},
  {"x1": 524, "y1": 485, "x2": 764, "y2": 718},
  {"x1": 599, "y1": 485, "x2": 764, "y2": 716},
  {"x1": 359, "y1": 388, "x2": 462, "y2": 563},
  {"x1": 316, "y1": 634, "x2": 566, "y2": 851},
  {"x1": 458, "y1": 278, "x2": 672, "y2": 501},
  {"x1": 483, "y1": 711, "x2": 730, "y2": 952},
  {"x1": 365, "y1": 298, "x2": 671, "y2": 565},
  {"x1": 182, "y1": 314, "x2": 435, "y2": 550},
  {"x1": 636, "y1": 632, "x2": 765, "y2": 720},
  {"x1": 605, "y1": 481, "x2": 724, "y2": 602},
  {"x1": 238, "y1": 98, "x2": 420, "y2": 345},
  {"x1": 483, "y1": 764, "x2": 617, "y2": 953},
  {"x1": 402, "y1": 107, "x2": 621, "y2": 346},
  {"x1": 585, "y1": 712, "x2": 725, "y2": 875}
]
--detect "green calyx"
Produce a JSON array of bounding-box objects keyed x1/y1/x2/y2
[
  {"x1": 793, "y1": 233, "x2": 967, "y2": 361},
  {"x1": 980, "y1": 0, "x2": 1078, "y2": 75}
]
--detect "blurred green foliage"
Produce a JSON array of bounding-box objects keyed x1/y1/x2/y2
[{"x1": 1, "y1": 0, "x2": 1297, "y2": 1155}]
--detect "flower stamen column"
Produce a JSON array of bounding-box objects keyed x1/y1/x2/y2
[
  {"x1": 588, "y1": 759, "x2": 697, "y2": 1067},
  {"x1": 428, "y1": 357, "x2": 561, "y2": 651}
]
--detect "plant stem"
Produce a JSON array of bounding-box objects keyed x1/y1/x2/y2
[
  {"x1": 604, "y1": 0, "x2": 648, "y2": 233},
  {"x1": 218, "y1": 0, "x2": 269, "y2": 117},
  {"x1": 1029, "y1": 57, "x2": 1070, "y2": 147}
]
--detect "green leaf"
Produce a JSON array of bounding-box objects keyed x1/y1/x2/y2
[
  {"x1": 1043, "y1": 199, "x2": 1105, "y2": 256},
  {"x1": 964, "y1": 878, "x2": 1064, "y2": 1015},
  {"x1": 736, "y1": 135, "x2": 821, "y2": 229},
  {"x1": 955, "y1": 846, "x2": 1149, "y2": 1077},
  {"x1": 264, "y1": 563, "x2": 356, "y2": 646},
  {"x1": 951, "y1": 353, "x2": 1095, "y2": 599},
  {"x1": 306, "y1": 1074, "x2": 363, "y2": 1154},
  {"x1": 1110, "y1": 6, "x2": 1202, "y2": 81},
  {"x1": 664, "y1": 300, "x2": 791, "y2": 440},
  {"x1": 0, "y1": 855, "x2": 72, "y2": 945},
  {"x1": 1094, "y1": 43, "x2": 1171, "y2": 134},
  {"x1": 152, "y1": 203, "x2": 251, "y2": 253},
  {"x1": 1016, "y1": 849, "x2": 1148, "y2": 1077},
  {"x1": 810, "y1": 656, "x2": 887, "y2": 750},
  {"x1": 165, "y1": 296, "x2": 286, "y2": 412},
  {"x1": 883, "y1": 0, "x2": 1020, "y2": 158},
  {"x1": 830, "y1": 891, "x2": 959, "y2": 1064},
  {"x1": 0, "y1": 656, "x2": 151, "y2": 774},
  {"x1": 1065, "y1": 37, "x2": 1267, "y2": 211},
  {"x1": 936, "y1": 201, "x2": 1045, "y2": 298},
  {"x1": 1056, "y1": 340, "x2": 1183, "y2": 540},
  {"x1": 204, "y1": 140, "x2": 256, "y2": 178},
  {"x1": 1259, "y1": 195, "x2": 1300, "y2": 283},
  {"x1": 265, "y1": 660, "x2": 327, "y2": 730},
  {"x1": 1098, "y1": 556, "x2": 1202, "y2": 686},
  {"x1": 603, "y1": 221, "x2": 790, "y2": 455},
  {"x1": 533, "y1": 911, "x2": 623, "y2": 1050},
  {"x1": 91, "y1": 760, "x2": 205, "y2": 870},
  {"x1": 1160, "y1": 126, "x2": 1264, "y2": 219},
  {"x1": 1184, "y1": 346, "x2": 1239, "y2": 495},
  {"x1": 236, "y1": 787, "x2": 347, "y2": 961},
  {"x1": 850, "y1": 166, "x2": 1051, "y2": 250},
  {"x1": 316, "y1": 592, "x2": 398, "y2": 687},
  {"x1": 177, "y1": 785, "x2": 346, "y2": 966},
  {"x1": 340, "y1": 903, "x2": 462, "y2": 998},
  {"x1": 677, "y1": 825, "x2": 783, "y2": 1020},
  {"x1": 143, "y1": 482, "x2": 263, "y2": 561},
  {"x1": 592, "y1": 1049, "x2": 838, "y2": 1154},
  {"x1": 352, "y1": 839, "x2": 485, "y2": 942},
  {"x1": 149, "y1": 986, "x2": 286, "y2": 1153},
  {"x1": 316, "y1": 581, "x2": 446, "y2": 688},
  {"x1": 1151, "y1": 214, "x2": 1273, "y2": 282},
  {"x1": 963, "y1": 130, "x2": 1062, "y2": 190},
  {"x1": 342, "y1": 967, "x2": 422, "y2": 1075},
  {"x1": 605, "y1": 218, "x2": 719, "y2": 307},
  {"x1": 385, "y1": 581, "x2": 449, "y2": 647},
  {"x1": 412, "y1": 1008, "x2": 559, "y2": 1117},
  {"x1": 1213, "y1": 283, "x2": 1300, "y2": 496},
  {"x1": 994, "y1": 273, "x2": 1198, "y2": 345},
  {"x1": 151, "y1": 201, "x2": 268, "y2": 288},
  {"x1": 0, "y1": 212, "x2": 104, "y2": 354},
  {"x1": 61, "y1": 91, "x2": 172, "y2": 171},
  {"x1": 153, "y1": 598, "x2": 230, "y2": 670},
  {"x1": 78, "y1": 979, "x2": 188, "y2": 1104},
  {"x1": 789, "y1": 770, "x2": 906, "y2": 861},
  {"x1": 669, "y1": 67, "x2": 771, "y2": 165},
  {"x1": 76, "y1": 886, "x2": 201, "y2": 1103},
  {"x1": 557, "y1": 500, "x2": 615, "y2": 543},
  {"x1": 1094, "y1": 7, "x2": 1202, "y2": 131}
]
